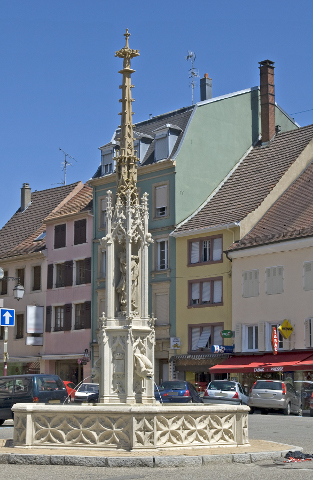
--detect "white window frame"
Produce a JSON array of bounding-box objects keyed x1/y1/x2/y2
[
  {"x1": 153, "y1": 181, "x2": 169, "y2": 220},
  {"x1": 265, "y1": 322, "x2": 284, "y2": 351},
  {"x1": 156, "y1": 239, "x2": 168, "y2": 271},
  {"x1": 242, "y1": 324, "x2": 259, "y2": 352},
  {"x1": 54, "y1": 305, "x2": 65, "y2": 332}
]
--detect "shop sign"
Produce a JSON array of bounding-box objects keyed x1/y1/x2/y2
[
  {"x1": 272, "y1": 327, "x2": 278, "y2": 355},
  {"x1": 211, "y1": 345, "x2": 234, "y2": 354},
  {"x1": 220, "y1": 330, "x2": 233, "y2": 338},
  {"x1": 278, "y1": 319, "x2": 294, "y2": 339},
  {"x1": 170, "y1": 337, "x2": 181, "y2": 349}
]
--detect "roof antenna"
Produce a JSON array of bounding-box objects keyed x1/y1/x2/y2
[
  {"x1": 57, "y1": 148, "x2": 77, "y2": 185},
  {"x1": 186, "y1": 51, "x2": 199, "y2": 105}
]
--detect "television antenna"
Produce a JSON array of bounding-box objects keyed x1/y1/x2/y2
[
  {"x1": 57, "y1": 148, "x2": 77, "y2": 185},
  {"x1": 185, "y1": 51, "x2": 199, "y2": 105}
]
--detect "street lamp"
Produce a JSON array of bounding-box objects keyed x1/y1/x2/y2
[{"x1": 0, "y1": 267, "x2": 25, "y2": 375}]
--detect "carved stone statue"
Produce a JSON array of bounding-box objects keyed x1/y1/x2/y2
[
  {"x1": 116, "y1": 252, "x2": 126, "y2": 312},
  {"x1": 134, "y1": 353, "x2": 153, "y2": 379},
  {"x1": 131, "y1": 255, "x2": 139, "y2": 311}
]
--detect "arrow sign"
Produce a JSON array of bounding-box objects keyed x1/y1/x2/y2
[{"x1": 0, "y1": 308, "x2": 15, "y2": 327}]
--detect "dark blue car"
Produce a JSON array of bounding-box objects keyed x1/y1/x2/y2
[{"x1": 155, "y1": 381, "x2": 203, "y2": 403}]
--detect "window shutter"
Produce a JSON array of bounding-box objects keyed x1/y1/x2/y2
[
  {"x1": 258, "y1": 321, "x2": 265, "y2": 351},
  {"x1": 265, "y1": 268, "x2": 272, "y2": 294},
  {"x1": 155, "y1": 185, "x2": 167, "y2": 209},
  {"x1": 155, "y1": 136, "x2": 168, "y2": 161},
  {"x1": 74, "y1": 219, "x2": 86, "y2": 245},
  {"x1": 276, "y1": 266, "x2": 284, "y2": 294},
  {"x1": 212, "y1": 237, "x2": 222, "y2": 261},
  {"x1": 54, "y1": 224, "x2": 66, "y2": 249},
  {"x1": 191, "y1": 327, "x2": 201, "y2": 350},
  {"x1": 45, "y1": 306, "x2": 52, "y2": 332},
  {"x1": 196, "y1": 327, "x2": 211, "y2": 348},
  {"x1": 304, "y1": 318, "x2": 311, "y2": 348},
  {"x1": 213, "y1": 280, "x2": 222, "y2": 303},
  {"x1": 64, "y1": 260, "x2": 73, "y2": 287},
  {"x1": 253, "y1": 270, "x2": 259, "y2": 297},
  {"x1": 202, "y1": 282, "x2": 211, "y2": 303},
  {"x1": 191, "y1": 283, "x2": 200, "y2": 303},
  {"x1": 63, "y1": 303, "x2": 72, "y2": 331},
  {"x1": 304, "y1": 262, "x2": 313, "y2": 291},
  {"x1": 190, "y1": 242, "x2": 199, "y2": 264},
  {"x1": 84, "y1": 301, "x2": 91, "y2": 329},
  {"x1": 155, "y1": 293, "x2": 169, "y2": 325},
  {"x1": 243, "y1": 271, "x2": 248, "y2": 297},
  {"x1": 235, "y1": 323, "x2": 242, "y2": 352},
  {"x1": 47, "y1": 264, "x2": 53, "y2": 289},
  {"x1": 85, "y1": 257, "x2": 91, "y2": 284}
]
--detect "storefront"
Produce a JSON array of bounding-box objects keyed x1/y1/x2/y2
[
  {"x1": 209, "y1": 350, "x2": 313, "y2": 400},
  {"x1": 0, "y1": 358, "x2": 40, "y2": 376}
]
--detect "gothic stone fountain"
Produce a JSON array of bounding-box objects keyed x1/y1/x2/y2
[{"x1": 13, "y1": 31, "x2": 249, "y2": 451}]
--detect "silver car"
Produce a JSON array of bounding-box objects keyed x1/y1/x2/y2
[
  {"x1": 249, "y1": 380, "x2": 302, "y2": 415},
  {"x1": 203, "y1": 380, "x2": 249, "y2": 405}
]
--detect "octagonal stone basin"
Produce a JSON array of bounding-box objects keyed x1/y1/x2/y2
[{"x1": 12, "y1": 403, "x2": 249, "y2": 451}]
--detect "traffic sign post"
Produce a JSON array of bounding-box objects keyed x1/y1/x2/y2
[{"x1": 0, "y1": 308, "x2": 15, "y2": 377}]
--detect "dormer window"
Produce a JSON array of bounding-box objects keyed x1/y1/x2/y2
[
  {"x1": 100, "y1": 143, "x2": 118, "y2": 176},
  {"x1": 153, "y1": 124, "x2": 182, "y2": 162},
  {"x1": 133, "y1": 132, "x2": 153, "y2": 164}
]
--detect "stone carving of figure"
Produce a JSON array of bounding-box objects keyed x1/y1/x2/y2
[
  {"x1": 131, "y1": 255, "x2": 139, "y2": 312},
  {"x1": 134, "y1": 353, "x2": 153, "y2": 379},
  {"x1": 116, "y1": 252, "x2": 127, "y2": 312}
]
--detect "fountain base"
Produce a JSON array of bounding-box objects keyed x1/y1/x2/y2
[{"x1": 13, "y1": 403, "x2": 249, "y2": 451}]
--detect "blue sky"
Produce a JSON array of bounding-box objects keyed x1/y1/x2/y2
[{"x1": 1, "y1": 0, "x2": 313, "y2": 228}]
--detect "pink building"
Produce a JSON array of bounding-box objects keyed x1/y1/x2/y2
[{"x1": 42, "y1": 184, "x2": 93, "y2": 385}]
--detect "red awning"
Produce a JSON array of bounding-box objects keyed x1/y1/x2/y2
[{"x1": 209, "y1": 351, "x2": 313, "y2": 374}]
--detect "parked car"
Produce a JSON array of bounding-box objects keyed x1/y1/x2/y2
[
  {"x1": 310, "y1": 392, "x2": 313, "y2": 417},
  {"x1": 249, "y1": 380, "x2": 302, "y2": 415},
  {"x1": 74, "y1": 383, "x2": 99, "y2": 403},
  {"x1": 63, "y1": 381, "x2": 77, "y2": 403},
  {"x1": 203, "y1": 380, "x2": 249, "y2": 405},
  {"x1": 155, "y1": 381, "x2": 203, "y2": 403},
  {"x1": 0, "y1": 374, "x2": 67, "y2": 424}
]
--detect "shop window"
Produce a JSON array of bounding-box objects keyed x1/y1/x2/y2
[{"x1": 189, "y1": 236, "x2": 223, "y2": 265}]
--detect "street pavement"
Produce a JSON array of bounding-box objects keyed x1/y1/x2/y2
[{"x1": 0, "y1": 412, "x2": 313, "y2": 479}]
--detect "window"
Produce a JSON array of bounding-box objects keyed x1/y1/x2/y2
[
  {"x1": 154, "y1": 293, "x2": 169, "y2": 326},
  {"x1": 153, "y1": 125, "x2": 181, "y2": 162},
  {"x1": 304, "y1": 262, "x2": 313, "y2": 291},
  {"x1": 265, "y1": 266, "x2": 284, "y2": 295},
  {"x1": 74, "y1": 219, "x2": 86, "y2": 245},
  {"x1": 189, "y1": 236, "x2": 223, "y2": 265},
  {"x1": 242, "y1": 270, "x2": 259, "y2": 297},
  {"x1": 16, "y1": 314, "x2": 24, "y2": 339},
  {"x1": 55, "y1": 263, "x2": 65, "y2": 288},
  {"x1": 100, "y1": 198, "x2": 107, "y2": 229},
  {"x1": 305, "y1": 318, "x2": 313, "y2": 348},
  {"x1": 188, "y1": 278, "x2": 223, "y2": 307},
  {"x1": 189, "y1": 324, "x2": 223, "y2": 351},
  {"x1": 54, "y1": 306, "x2": 64, "y2": 331},
  {"x1": 76, "y1": 260, "x2": 86, "y2": 285},
  {"x1": 75, "y1": 303, "x2": 85, "y2": 330},
  {"x1": 101, "y1": 146, "x2": 116, "y2": 176},
  {"x1": 0, "y1": 271, "x2": 8, "y2": 295},
  {"x1": 156, "y1": 239, "x2": 168, "y2": 270},
  {"x1": 17, "y1": 268, "x2": 25, "y2": 287},
  {"x1": 54, "y1": 224, "x2": 66, "y2": 249},
  {"x1": 32, "y1": 265, "x2": 41, "y2": 291},
  {"x1": 155, "y1": 184, "x2": 168, "y2": 218},
  {"x1": 243, "y1": 325, "x2": 258, "y2": 351}
]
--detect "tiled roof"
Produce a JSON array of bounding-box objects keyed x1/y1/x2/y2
[
  {"x1": 229, "y1": 158, "x2": 313, "y2": 251},
  {"x1": 175, "y1": 124, "x2": 313, "y2": 234},
  {"x1": 0, "y1": 182, "x2": 82, "y2": 259},
  {"x1": 45, "y1": 184, "x2": 93, "y2": 221},
  {"x1": 93, "y1": 106, "x2": 194, "y2": 177}
]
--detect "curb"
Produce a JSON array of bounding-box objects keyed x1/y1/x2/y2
[{"x1": 0, "y1": 447, "x2": 302, "y2": 468}]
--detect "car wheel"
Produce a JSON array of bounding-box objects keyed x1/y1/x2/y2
[
  {"x1": 310, "y1": 409, "x2": 313, "y2": 417},
  {"x1": 249, "y1": 407, "x2": 255, "y2": 414},
  {"x1": 261, "y1": 409, "x2": 269, "y2": 415},
  {"x1": 284, "y1": 402, "x2": 291, "y2": 415}
]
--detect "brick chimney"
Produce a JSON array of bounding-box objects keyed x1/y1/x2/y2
[
  {"x1": 259, "y1": 60, "x2": 275, "y2": 143},
  {"x1": 21, "y1": 183, "x2": 31, "y2": 211},
  {"x1": 200, "y1": 73, "x2": 212, "y2": 101}
]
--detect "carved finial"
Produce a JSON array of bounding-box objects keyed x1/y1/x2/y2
[{"x1": 124, "y1": 28, "x2": 130, "y2": 48}]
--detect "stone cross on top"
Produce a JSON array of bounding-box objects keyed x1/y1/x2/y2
[{"x1": 115, "y1": 29, "x2": 140, "y2": 205}]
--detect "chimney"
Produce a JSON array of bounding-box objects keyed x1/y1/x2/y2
[
  {"x1": 200, "y1": 73, "x2": 212, "y2": 101},
  {"x1": 259, "y1": 60, "x2": 275, "y2": 143},
  {"x1": 21, "y1": 183, "x2": 31, "y2": 211}
]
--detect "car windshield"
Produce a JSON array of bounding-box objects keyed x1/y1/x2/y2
[
  {"x1": 253, "y1": 381, "x2": 282, "y2": 390},
  {"x1": 78, "y1": 384, "x2": 99, "y2": 392},
  {"x1": 208, "y1": 381, "x2": 236, "y2": 391},
  {"x1": 159, "y1": 381, "x2": 186, "y2": 390}
]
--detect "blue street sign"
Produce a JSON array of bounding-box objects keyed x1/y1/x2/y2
[{"x1": 0, "y1": 308, "x2": 15, "y2": 326}]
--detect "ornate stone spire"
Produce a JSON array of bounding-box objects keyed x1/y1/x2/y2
[{"x1": 115, "y1": 29, "x2": 140, "y2": 205}]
